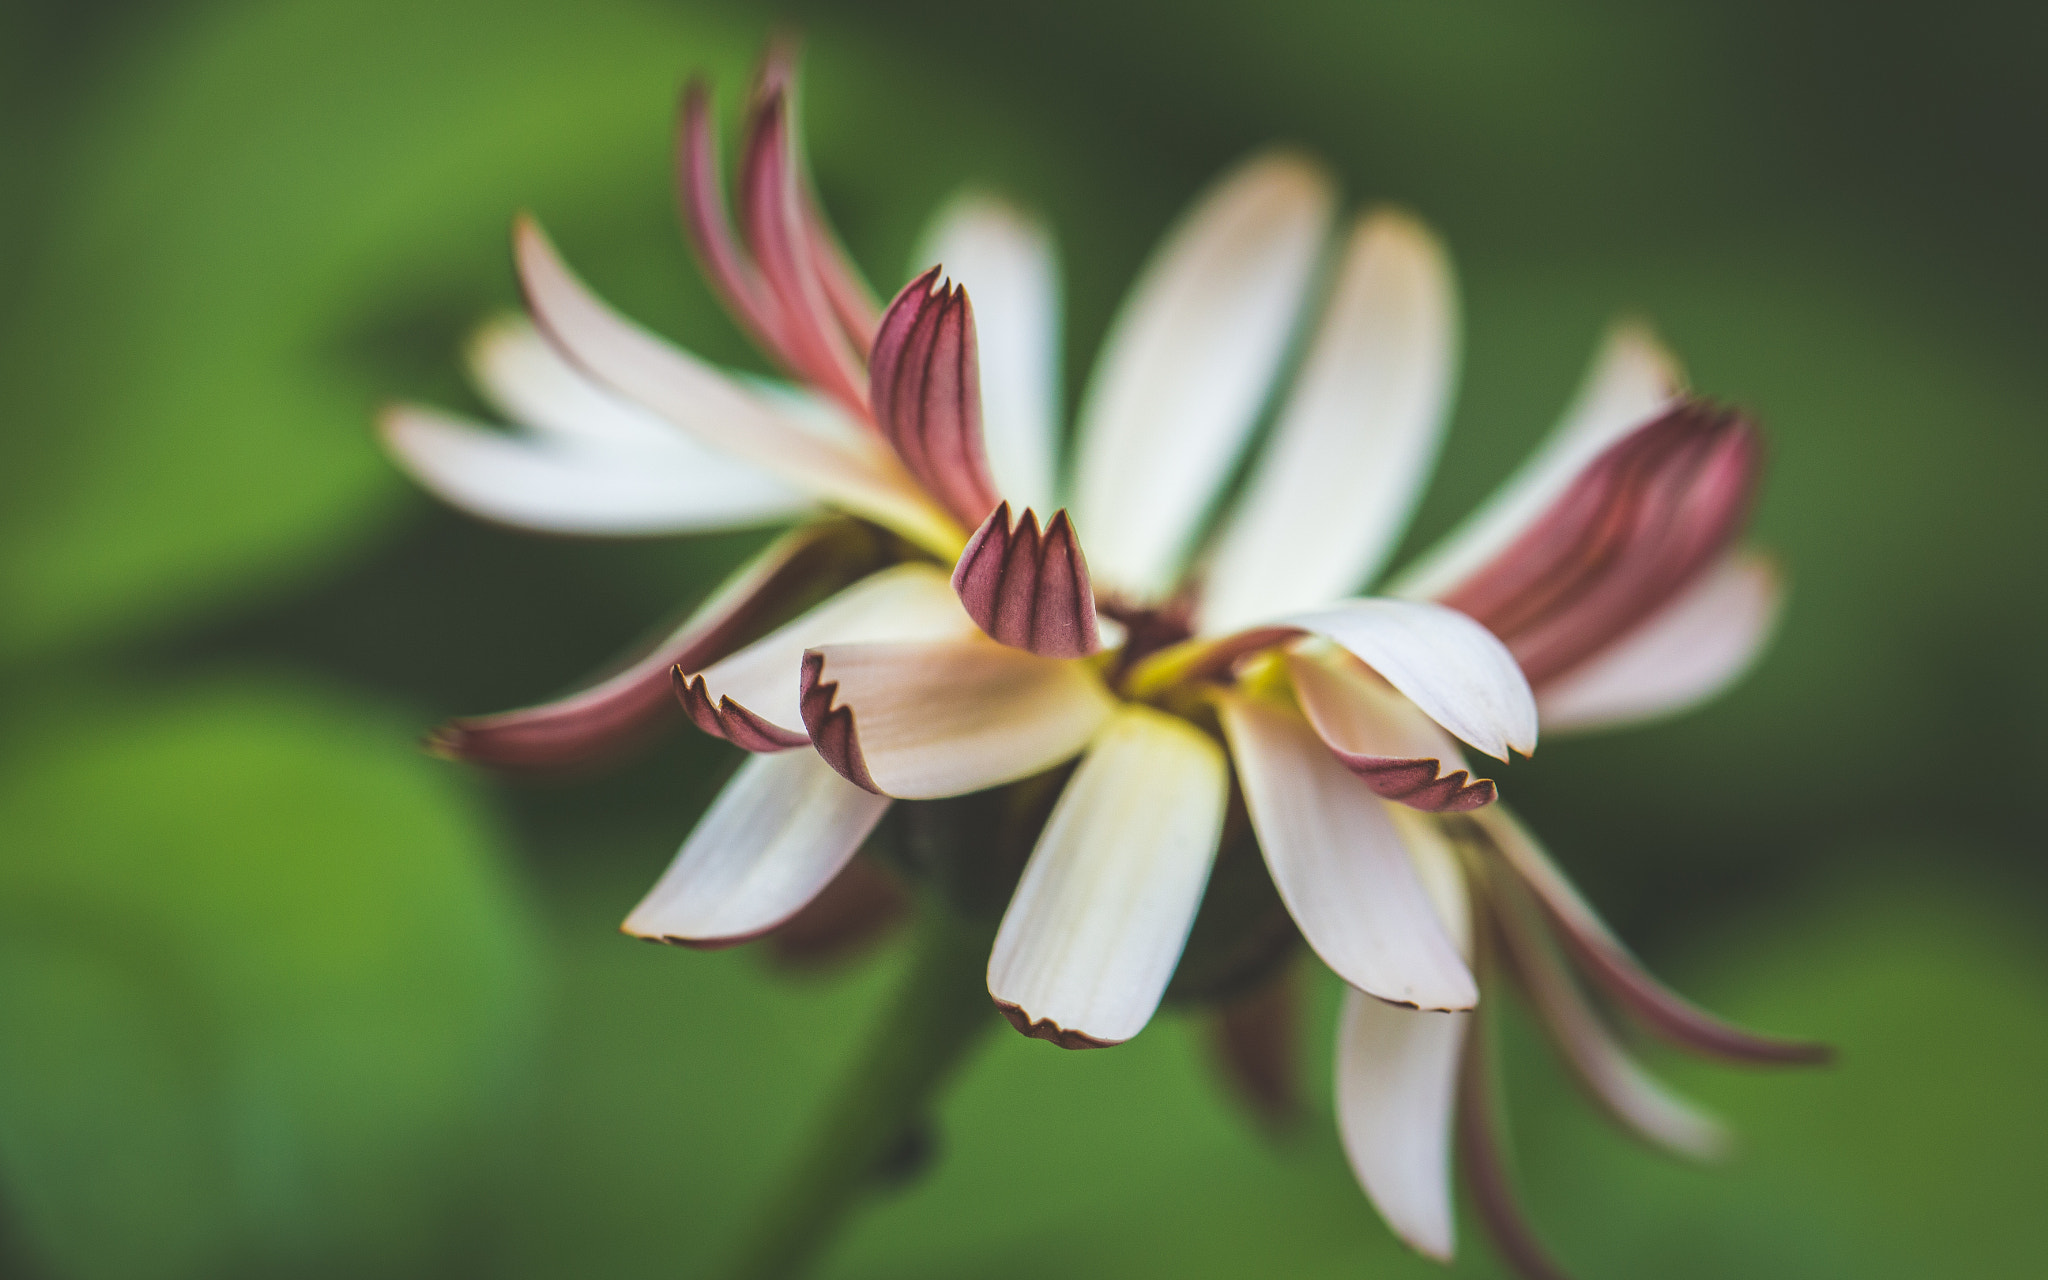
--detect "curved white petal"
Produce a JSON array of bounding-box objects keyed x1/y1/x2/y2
[
  {"x1": 1336, "y1": 990, "x2": 1468, "y2": 1262},
  {"x1": 1285, "y1": 648, "x2": 1496, "y2": 812},
  {"x1": 620, "y1": 749, "x2": 890, "y2": 946},
  {"x1": 1200, "y1": 211, "x2": 1458, "y2": 632},
  {"x1": 987, "y1": 706, "x2": 1229, "y2": 1047},
  {"x1": 1389, "y1": 321, "x2": 1685, "y2": 599},
  {"x1": 802, "y1": 635, "x2": 1117, "y2": 799},
  {"x1": 1215, "y1": 691, "x2": 1475, "y2": 1010},
  {"x1": 379, "y1": 405, "x2": 804, "y2": 534},
  {"x1": 684, "y1": 564, "x2": 973, "y2": 744},
  {"x1": 1537, "y1": 552, "x2": 1781, "y2": 733},
  {"x1": 513, "y1": 217, "x2": 964, "y2": 557},
  {"x1": 1281, "y1": 599, "x2": 1538, "y2": 760},
  {"x1": 914, "y1": 194, "x2": 1061, "y2": 514},
  {"x1": 1070, "y1": 152, "x2": 1336, "y2": 601}
]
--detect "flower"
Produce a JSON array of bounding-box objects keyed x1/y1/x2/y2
[{"x1": 382, "y1": 45, "x2": 1824, "y2": 1278}]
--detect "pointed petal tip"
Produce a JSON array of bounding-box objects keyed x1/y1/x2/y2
[
  {"x1": 994, "y1": 999, "x2": 1122, "y2": 1050},
  {"x1": 951, "y1": 502, "x2": 1102, "y2": 658},
  {"x1": 797, "y1": 650, "x2": 884, "y2": 794},
  {"x1": 672, "y1": 664, "x2": 810, "y2": 752}
]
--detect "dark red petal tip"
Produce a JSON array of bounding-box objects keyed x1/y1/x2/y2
[
  {"x1": 798, "y1": 651, "x2": 881, "y2": 793},
  {"x1": 994, "y1": 999, "x2": 1120, "y2": 1050},
  {"x1": 951, "y1": 503, "x2": 1103, "y2": 659},
  {"x1": 672, "y1": 665, "x2": 810, "y2": 753},
  {"x1": 869, "y1": 271, "x2": 1004, "y2": 528},
  {"x1": 1336, "y1": 753, "x2": 1498, "y2": 813}
]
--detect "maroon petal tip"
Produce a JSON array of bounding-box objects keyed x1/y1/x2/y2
[
  {"x1": 951, "y1": 504, "x2": 1102, "y2": 659},
  {"x1": 1338, "y1": 752, "x2": 1499, "y2": 813},
  {"x1": 995, "y1": 1000, "x2": 1120, "y2": 1050},
  {"x1": 798, "y1": 651, "x2": 882, "y2": 793},
  {"x1": 671, "y1": 665, "x2": 808, "y2": 752},
  {"x1": 869, "y1": 271, "x2": 1003, "y2": 526}
]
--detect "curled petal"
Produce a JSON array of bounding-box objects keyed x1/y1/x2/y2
[
  {"x1": 676, "y1": 80, "x2": 789, "y2": 361},
  {"x1": 1336, "y1": 990, "x2": 1468, "y2": 1262},
  {"x1": 1216, "y1": 689, "x2": 1475, "y2": 1010},
  {"x1": 1536, "y1": 551, "x2": 1782, "y2": 732},
  {"x1": 987, "y1": 706, "x2": 1229, "y2": 1047},
  {"x1": 1457, "y1": 1025, "x2": 1575, "y2": 1280},
  {"x1": 1071, "y1": 151, "x2": 1337, "y2": 601},
  {"x1": 1473, "y1": 807, "x2": 1833, "y2": 1066},
  {"x1": 1287, "y1": 650, "x2": 1496, "y2": 812},
  {"x1": 678, "y1": 564, "x2": 973, "y2": 750},
  {"x1": 424, "y1": 523, "x2": 864, "y2": 770},
  {"x1": 1200, "y1": 210, "x2": 1458, "y2": 633},
  {"x1": 621, "y1": 748, "x2": 890, "y2": 948},
  {"x1": 868, "y1": 269, "x2": 1005, "y2": 528},
  {"x1": 799, "y1": 635, "x2": 1116, "y2": 798},
  {"x1": 1435, "y1": 401, "x2": 1762, "y2": 685},
  {"x1": 951, "y1": 502, "x2": 1102, "y2": 658},
  {"x1": 1392, "y1": 320, "x2": 1686, "y2": 600}
]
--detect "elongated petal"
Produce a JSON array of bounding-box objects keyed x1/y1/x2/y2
[
  {"x1": 379, "y1": 405, "x2": 804, "y2": 535},
  {"x1": 1391, "y1": 321, "x2": 1685, "y2": 600},
  {"x1": 676, "y1": 79, "x2": 788, "y2": 360},
  {"x1": 1071, "y1": 152, "x2": 1336, "y2": 601},
  {"x1": 1457, "y1": 1026, "x2": 1574, "y2": 1280},
  {"x1": 1216, "y1": 690, "x2": 1475, "y2": 1009},
  {"x1": 1278, "y1": 599, "x2": 1538, "y2": 761},
  {"x1": 800, "y1": 634, "x2": 1116, "y2": 798},
  {"x1": 1200, "y1": 211, "x2": 1458, "y2": 632},
  {"x1": 679, "y1": 564, "x2": 973, "y2": 749},
  {"x1": 868, "y1": 269, "x2": 1004, "y2": 528},
  {"x1": 1287, "y1": 649, "x2": 1496, "y2": 812},
  {"x1": 988, "y1": 706, "x2": 1229, "y2": 1046},
  {"x1": 426, "y1": 523, "x2": 870, "y2": 770},
  {"x1": 1473, "y1": 806, "x2": 1832, "y2": 1065},
  {"x1": 914, "y1": 193, "x2": 1060, "y2": 513},
  {"x1": 621, "y1": 748, "x2": 891, "y2": 947},
  {"x1": 950, "y1": 502, "x2": 1101, "y2": 658},
  {"x1": 1336, "y1": 991, "x2": 1468, "y2": 1262},
  {"x1": 470, "y1": 314, "x2": 718, "y2": 454},
  {"x1": 1537, "y1": 551, "x2": 1781, "y2": 732},
  {"x1": 512, "y1": 217, "x2": 962, "y2": 557},
  {"x1": 1492, "y1": 879, "x2": 1729, "y2": 1159}
]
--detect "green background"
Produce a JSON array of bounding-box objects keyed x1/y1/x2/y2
[{"x1": 2, "y1": 0, "x2": 2043, "y2": 1276}]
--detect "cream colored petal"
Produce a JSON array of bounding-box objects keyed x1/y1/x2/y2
[
  {"x1": 379, "y1": 405, "x2": 803, "y2": 534},
  {"x1": 1336, "y1": 989, "x2": 1468, "y2": 1262},
  {"x1": 1537, "y1": 552, "x2": 1781, "y2": 733},
  {"x1": 802, "y1": 635, "x2": 1116, "y2": 799},
  {"x1": 1071, "y1": 152, "x2": 1336, "y2": 602},
  {"x1": 513, "y1": 217, "x2": 963, "y2": 557},
  {"x1": 1281, "y1": 598, "x2": 1539, "y2": 760},
  {"x1": 914, "y1": 194, "x2": 1061, "y2": 514},
  {"x1": 1389, "y1": 320, "x2": 1685, "y2": 599},
  {"x1": 987, "y1": 706, "x2": 1229, "y2": 1046},
  {"x1": 1199, "y1": 211, "x2": 1458, "y2": 632},
  {"x1": 620, "y1": 748, "x2": 890, "y2": 946},
  {"x1": 1286, "y1": 648, "x2": 1497, "y2": 812},
  {"x1": 684, "y1": 564, "x2": 974, "y2": 743},
  {"x1": 1215, "y1": 691, "x2": 1475, "y2": 1009}
]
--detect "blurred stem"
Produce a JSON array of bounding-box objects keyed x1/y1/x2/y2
[{"x1": 725, "y1": 894, "x2": 999, "y2": 1280}]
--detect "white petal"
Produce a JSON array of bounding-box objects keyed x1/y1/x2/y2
[
  {"x1": 1336, "y1": 989, "x2": 1468, "y2": 1262},
  {"x1": 1281, "y1": 598, "x2": 1539, "y2": 760},
  {"x1": 803, "y1": 635, "x2": 1117, "y2": 799},
  {"x1": 471, "y1": 314, "x2": 703, "y2": 452},
  {"x1": 513, "y1": 217, "x2": 964, "y2": 557},
  {"x1": 1389, "y1": 320, "x2": 1686, "y2": 599},
  {"x1": 1199, "y1": 211, "x2": 1459, "y2": 632},
  {"x1": 914, "y1": 194, "x2": 1061, "y2": 514},
  {"x1": 1385, "y1": 805, "x2": 1474, "y2": 959},
  {"x1": 1215, "y1": 691, "x2": 1475, "y2": 1009},
  {"x1": 686, "y1": 564, "x2": 974, "y2": 741},
  {"x1": 1070, "y1": 152, "x2": 1336, "y2": 601},
  {"x1": 1537, "y1": 552, "x2": 1781, "y2": 733},
  {"x1": 987, "y1": 706, "x2": 1229, "y2": 1046},
  {"x1": 379, "y1": 405, "x2": 804, "y2": 534},
  {"x1": 621, "y1": 749, "x2": 890, "y2": 945}
]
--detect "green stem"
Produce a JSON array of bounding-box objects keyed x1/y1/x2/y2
[{"x1": 724, "y1": 896, "x2": 1000, "y2": 1280}]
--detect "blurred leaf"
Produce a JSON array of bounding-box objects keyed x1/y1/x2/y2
[{"x1": 0, "y1": 676, "x2": 538, "y2": 1279}]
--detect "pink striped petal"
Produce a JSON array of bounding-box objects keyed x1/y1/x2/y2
[
  {"x1": 1391, "y1": 321, "x2": 1686, "y2": 600},
  {"x1": 950, "y1": 502, "x2": 1102, "y2": 659},
  {"x1": 675, "y1": 79, "x2": 790, "y2": 364},
  {"x1": 423, "y1": 523, "x2": 858, "y2": 771},
  {"x1": 1536, "y1": 551, "x2": 1782, "y2": 732},
  {"x1": 1286, "y1": 649, "x2": 1497, "y2": 812},
  {"x1": 987, "y1": 707, "x2": 1229, "y2": 1047},
  {"x1": 799, "y1": 635, "x2": 1116, "y2": 799},
  {"x1": 1473, "y1": 806, "x2": 1832, "y2": 1066},
  {"x1": 677, "y1": 564, "x2": 974, "y2": 750},
  {"x1": 1336, "y1": 991, "x2": 1468, "y2": 1262},
  {"x1": 621, "y1": 747, "x2": 890, "y2": 948},
  {"x1": 1216, "y1": 690, "x2": 1475, "y2": 1009},
  {"x1": 868, "y1": 268, "x2": 1004, "y2": 528}
]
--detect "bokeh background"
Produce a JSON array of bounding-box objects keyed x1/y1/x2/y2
[{"x1": 3, "y1": 1, "x2": 2046, "y2": 1276}]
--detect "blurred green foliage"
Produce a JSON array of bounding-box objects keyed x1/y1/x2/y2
[{"x1": 0, "y1": 0, "x2": 2043, "y2": 1276}]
